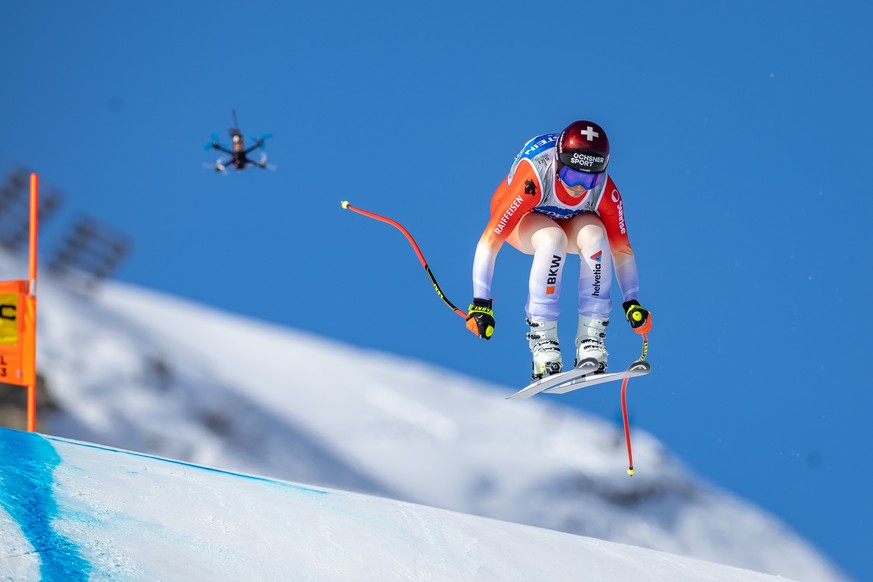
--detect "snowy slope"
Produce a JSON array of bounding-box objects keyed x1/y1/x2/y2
[
  {"x1": 0, "y1": 251, "x2": 848, "y2": 581},
  {"x1": 0, "y1": 428, "x2": 795, "y2": 582}
]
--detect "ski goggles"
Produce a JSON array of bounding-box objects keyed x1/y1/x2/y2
[{"x1": 558, "y1": 165, "x2": 604, "y2": 189}]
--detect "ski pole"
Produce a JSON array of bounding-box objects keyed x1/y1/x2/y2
[
  {"x1": 341, "y1": 201, "x2": 467, "y2": 320},
  {"x1": 621, "y1": 331, "x2": 649, "y2": 476}
]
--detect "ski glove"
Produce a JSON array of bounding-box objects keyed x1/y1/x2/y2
[
  {"x1": 466, "y1": 298, "x2": 495, "y2": 339},
  {"x1": 622, "y1": 300, "x2": 652, "y2": 334}
]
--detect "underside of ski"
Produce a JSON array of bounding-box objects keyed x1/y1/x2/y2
[{"x1": 507, "y1": 360, "x2": 650, "y2": 400}]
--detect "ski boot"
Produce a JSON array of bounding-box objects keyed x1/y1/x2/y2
[
  {"x1": 575, "y1": 314, "x2": 609, "y2": 373},
  {"x1": 527, "y1": 318, "x2": 563, "y2": 381}
]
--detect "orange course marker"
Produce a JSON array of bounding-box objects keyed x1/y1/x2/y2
[{"x1": 1, "y1": 174, "x2": 39, "y2": 431}]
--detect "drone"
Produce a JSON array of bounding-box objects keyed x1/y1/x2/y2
[{"x1": 204, "y1": 109, "x2": 273, "y2": 172}]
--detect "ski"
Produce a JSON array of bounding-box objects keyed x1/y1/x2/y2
[
  {"x1": 508, "y1": 360, "x2": 651, "y2": 400},
  {"x1": 506, "y1": 359, "x2": 600, "y2": 400},
  {"x1": 545, "y1": 360, "x2": 651, "y2": 394}
]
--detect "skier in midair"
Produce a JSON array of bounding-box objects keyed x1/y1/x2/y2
[{"x1": 465, "y1": 120, "x2": 652, "y2": 380}]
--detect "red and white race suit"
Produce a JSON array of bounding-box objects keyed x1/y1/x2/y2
[{"x1": 472, "y1": 133, "x2": 640, "y2": 321}]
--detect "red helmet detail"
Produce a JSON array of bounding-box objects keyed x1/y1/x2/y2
[{"x1": 557, "y1": 120, "x2": 610, "y2": 173}]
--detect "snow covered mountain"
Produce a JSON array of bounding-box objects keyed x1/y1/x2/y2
[{"x1": 0, "y1": 251, "x2": 848, "y2": 581}]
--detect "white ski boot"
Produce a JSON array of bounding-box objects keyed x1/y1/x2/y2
[
  {"x1": 575, "y1": 314, "x2": 609, "y2": 373},
  {"x1": 527, "y1": 319, "x2": 563, "y2": 381}
]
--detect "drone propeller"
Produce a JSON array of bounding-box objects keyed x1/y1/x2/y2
[
  {"x1": 203, "y1": 133, "x2": 221, "y2": 150},
  {"x1": 258, "y1": 152, "x2": 277, "y2": 171},
  {"x1": 201, "y1": 161, "x2": 229, "y2": 174},
  {"x1": 255, "y1": 133, "x2": 273, "y2": 149}
]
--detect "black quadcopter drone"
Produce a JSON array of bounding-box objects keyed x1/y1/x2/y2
[{"x1": 204, "y1": 109, "x2": 273, "y2": 172}]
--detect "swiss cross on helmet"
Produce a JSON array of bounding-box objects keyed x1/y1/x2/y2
[{"x1": 557, "y1": 120, "x2": 610, "y2": 174}]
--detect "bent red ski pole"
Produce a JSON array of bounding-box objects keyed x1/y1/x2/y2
[
  {"x1": 622, "y1": 331, "x2": 649, "y2": 476},
  {"x1": 341, "y1": 201, "x2": 467, "y2": 320}
]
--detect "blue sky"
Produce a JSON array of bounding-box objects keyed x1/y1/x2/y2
[{"x1": 3, "y1": 1, "x2": 871, "y2": 579}]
